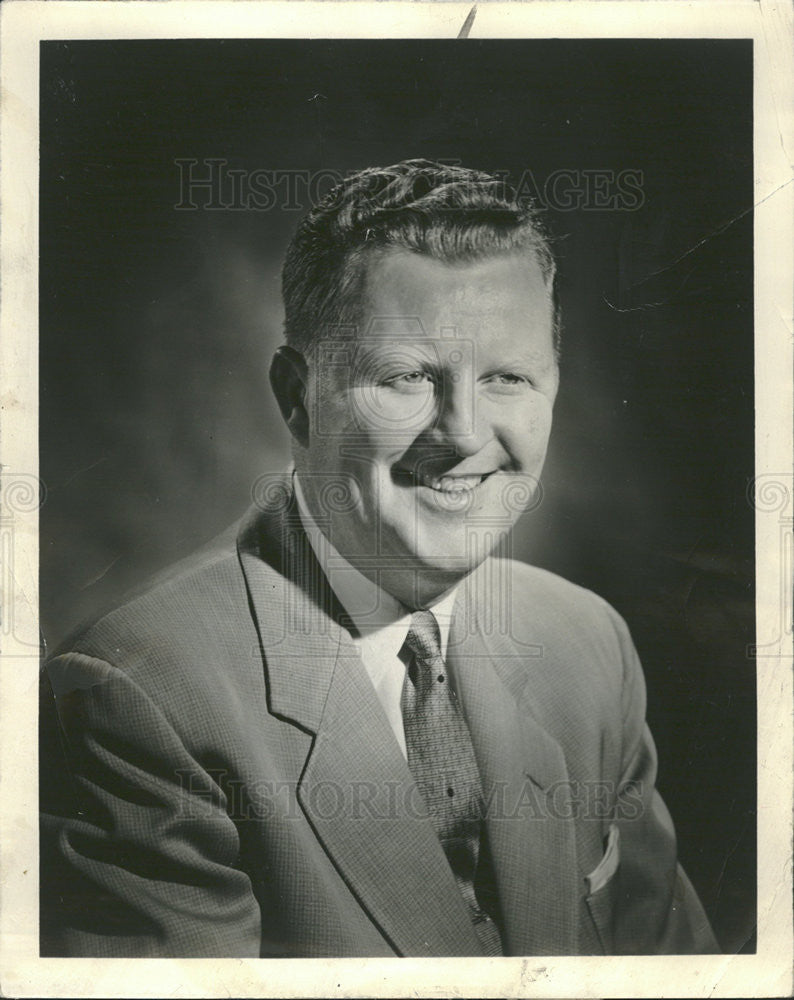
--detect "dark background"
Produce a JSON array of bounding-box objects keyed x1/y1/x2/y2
[{"x1": 40, "y1": 39, "x2": 756, "y2": 953}]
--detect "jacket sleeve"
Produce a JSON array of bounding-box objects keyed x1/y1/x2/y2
[
  {"x1": 604, "y1": 604, "x2": 720, "y2": 954},
  {"x1": 40, "y1": 651, "x2": 262, "y2": 957}
]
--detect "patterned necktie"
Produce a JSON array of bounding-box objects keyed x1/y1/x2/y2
[{"x1": 400, "y1": 610, "x2": 503, "y2": 955}]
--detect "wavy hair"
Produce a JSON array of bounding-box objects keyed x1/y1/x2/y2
[{"x1": 282, "y1": 158, "x2": 559, "y2": 355}]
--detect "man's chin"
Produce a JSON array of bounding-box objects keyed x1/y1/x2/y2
[
  {"x1": 374, "y1": 559, "x2": 473, "y2": 610},
  {"x1": 400, "y1": 529, "x2": 507, "y2": 579}
]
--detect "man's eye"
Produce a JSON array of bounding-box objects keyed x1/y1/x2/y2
[
  {"x1": 488, "y1": 372, "x2": 530, "y2": 386},
  {"x1": 385, "y1": 371, "x2": 434, "y2": 387}
]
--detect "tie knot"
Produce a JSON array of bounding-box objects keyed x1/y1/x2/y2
[{"x1": 403, "y1": 610, "x2": 443, "y2": 666}]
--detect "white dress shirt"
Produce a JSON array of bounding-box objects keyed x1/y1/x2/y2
[{"x1": 293, "y1": 472, "x2": 459, "y2": 758}]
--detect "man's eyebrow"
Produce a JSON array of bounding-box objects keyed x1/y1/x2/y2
[
  {"x1": 353, "y1": 340, "x2": 436, "y2": 357},
  {"x1": 478, "y1": 351, "x2": 556, "y2": 369},
  {"x1": 482, "y1": 354, "x2": 545, "y2": 366}
]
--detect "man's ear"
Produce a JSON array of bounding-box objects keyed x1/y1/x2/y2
[{"x1": 269, "y1": 346, "x2": 310, "y2": 448}]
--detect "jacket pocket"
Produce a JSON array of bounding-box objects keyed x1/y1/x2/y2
[{"x1": 584, "y1": 823, "x2": 620, "y2": 953}]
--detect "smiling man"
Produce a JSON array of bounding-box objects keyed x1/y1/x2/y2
[
  {"x1": 277, "y1": 248, "x2": 558, "y2": 609},
  {"x1": 40, "y1": 159, "x2": 719, "y2": 957}
]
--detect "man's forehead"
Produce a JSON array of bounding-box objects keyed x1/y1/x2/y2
[
  {"x1": 345, "y1": 250, "x2": 553, "y2": 342},
  {"x1": 305, "y1": 250, "x2": 557, "y2": 382},
  {"x1": 360, "y1": 247, "x2": 551, "y2": 309}
]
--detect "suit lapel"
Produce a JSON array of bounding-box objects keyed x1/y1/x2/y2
[
  {"x1": 236, "y1": 488, "x2": 483, "y2": 956},
  {"x1": 449, "y1": 578, "x2": 581, "y2": 955},
  {"x1": 298, "y1": 639, "x2": 484, "y2": 956}
]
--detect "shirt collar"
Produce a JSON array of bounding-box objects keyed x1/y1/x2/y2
[{"x1": 292, "y1": 470, "x2": 458, "y2": 660}]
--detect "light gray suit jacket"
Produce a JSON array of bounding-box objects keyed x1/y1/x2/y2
[{"x1": 40, "y1": 483, "x2": 718, "y2": 956}]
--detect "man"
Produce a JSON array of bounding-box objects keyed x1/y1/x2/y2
[{"x1": 40, "y1": 159, "x2": 718, "y2": 956}]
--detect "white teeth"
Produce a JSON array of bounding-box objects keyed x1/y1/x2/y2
[{"x1": 418, "y1": 474, "x2": 484, "y2": 492}]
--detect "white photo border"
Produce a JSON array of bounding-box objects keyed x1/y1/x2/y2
[{"x1": 1, "y1": 2, "x2": 792, "y2": 997}]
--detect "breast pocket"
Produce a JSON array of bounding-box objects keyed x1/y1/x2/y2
[{"x1": 584, "y1": 823, "x2": 621, "y2": 953}]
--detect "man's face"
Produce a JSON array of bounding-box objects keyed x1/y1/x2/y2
[{"x1": 297, "y1": 249, "x2": 558, "y2": 607}]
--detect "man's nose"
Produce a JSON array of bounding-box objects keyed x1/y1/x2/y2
[{"x1": 430, "y1": 376, "x2": 487, "y2": 457}]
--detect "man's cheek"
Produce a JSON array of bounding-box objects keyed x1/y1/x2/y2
[
  {"x1": 521, "y1": 409, "x2": 553, "y2": 461},
  {"x1": 503, "y1": 428, "x2": 549, "y2": 472}
]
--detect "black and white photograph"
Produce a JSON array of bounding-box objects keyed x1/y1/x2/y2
[{"x1": 1, "y1": 2, "x2": 792, "y2": 997}]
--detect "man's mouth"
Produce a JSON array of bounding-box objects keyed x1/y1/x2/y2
[{"x1": 394, "y1": 469, "x2": 495, "y2": 493}]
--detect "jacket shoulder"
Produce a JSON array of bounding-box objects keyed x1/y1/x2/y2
[
  {"x1": 47, "y1": 519, "x2": 257, "y2": 683},
  {"x1": 482, "y1": 559, "x2": 647, "y2": 781},
  {"x1": 479, "y1": 557, "x2": 642, "y2": 705},
  {"x1": 485, "y1": 557, "x2": 629, "y2": 644}
]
